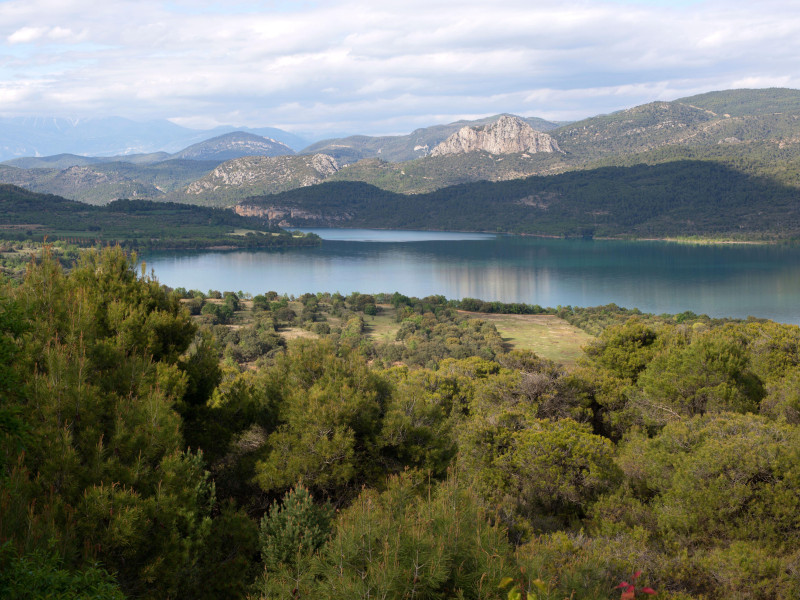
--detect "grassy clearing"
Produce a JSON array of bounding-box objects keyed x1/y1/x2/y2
[
  {"x1": 458, "y1": 311, "x2": 593, "y2": 366},
  {"x1": 363, "y1": 305, "x2": 402, "y2": 342}
]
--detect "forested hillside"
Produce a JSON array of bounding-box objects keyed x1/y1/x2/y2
[
  {"x1": 2, "y1": 246, "x2": 800, "y2": 599},
  {"x1": 0, "y1": 184, "x2": 319, "y2": 250},
  {"x1": 241, "y1": 160, "x2": 800, "y2": 239},
  {"x1": 677, "y1": 88, "x2": 800, "y2": 116}
]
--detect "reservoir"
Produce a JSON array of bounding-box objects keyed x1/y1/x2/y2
[{"x1": 140, "y1": 228, "x2": 800, "y2": 324}]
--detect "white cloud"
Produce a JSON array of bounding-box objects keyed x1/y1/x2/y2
[
  {"x1": 0, "y1": 0, "x2": 799, "y2": 136},
  {"x1": 7, "y1": 26, "x2": 46, "y2": 44}
]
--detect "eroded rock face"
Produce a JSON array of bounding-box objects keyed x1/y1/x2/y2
[
  {"x1": 185, "y1": 153, "x2": 339, "y2": 195},
  {"x1": 310, "y1": 153, "x2": 339, "y2": 176},
  {"x1": 431, "y1": 115, "x2": 561, "y2": 156}
]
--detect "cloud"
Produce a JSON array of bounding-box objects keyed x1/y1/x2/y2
[
  {"x1": 7, "y1": 25, "x2": 81, "y2": 45},
  {"x1": 7, "y1": 26, "x2": 46, "y2": 44},
  {"x1": 0, "y1": 0, "x2": 799, "y2": 136}
]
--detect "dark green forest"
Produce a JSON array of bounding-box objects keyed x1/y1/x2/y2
[
  {"x1": 2, "y1": 246, "x2": 800, "y2": 599},
  {"x1": 0, "y1": 184, "x2": 319, "y2": 250},
  {"x1": 244, "y1": 160, "x2": 800, "y2": 239}
]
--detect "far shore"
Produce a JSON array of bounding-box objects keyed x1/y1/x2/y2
[
  {"x1": 597, "y1": 236, "x2": 778, "y2": 246},
  {"x1": 295, "y1": 225, "x2": 790, "y2": 245}
]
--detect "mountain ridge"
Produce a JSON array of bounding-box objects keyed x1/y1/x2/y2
[
  {"x1": 170, "y1": 132, "x2": 295, "y2": 161},
  {"x1": 2, "y1": 88, "x2": 799, "y2": 207},
  {"x1": 300, "y1": 114, "x2": 563, "y2": 163},
  {"x1": 0, "y1": 116, "x2": 310, "y2": 161}
]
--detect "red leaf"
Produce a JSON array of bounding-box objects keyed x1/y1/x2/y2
[
  {"x1": 616, "y1": 582, "x2": 630, "y2": 589},
  {"x1": 641, "y1": 587, "x2": 656, "y2": 594},
  {"x1": 633, "y1": 570, "x2": 642, "y2": 579}
]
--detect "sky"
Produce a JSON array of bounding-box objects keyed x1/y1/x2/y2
[{"x1": 1, "y1": 0, "x2": 800, "y2": 138}]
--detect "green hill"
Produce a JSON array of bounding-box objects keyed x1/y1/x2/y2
[
  {"x1": 676, "y1": 87, "x2": 800, "y2": 117},
  {"x1": 240, "y1": 160, "x2": 800, "y2": 240},
  {"x1": 0, "y1": 184, "x2": 319, "y2": 249},
  {"x1": 328, "y1": 152, "x2": 569, "y2": 194},
  {"x1": 172, "y1": 131, "x2": 295, "y2": 161},
  {"x1": 4, "y1": 151, "x2": 172, "y2": 169},
  {"x1": 0, "y1": 160, "x2": 220, "y2": 205}
]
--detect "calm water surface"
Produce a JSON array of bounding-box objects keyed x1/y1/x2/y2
[{"x1": 140, "y1": 229, "x2": 800, "y2": 324}]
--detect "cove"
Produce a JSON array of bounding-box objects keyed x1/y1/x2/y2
[{"x1": 140, "y1": 228, "x2": 800, "y2": 325}]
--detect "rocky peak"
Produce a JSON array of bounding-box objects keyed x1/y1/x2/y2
[{"x1": 430, "y1": 115, "x2": 561, "y2": 157}]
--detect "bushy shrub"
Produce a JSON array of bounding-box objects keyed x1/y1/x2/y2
[{"x1": 259, "y1": 485, "x2": 333, "y2": 570}]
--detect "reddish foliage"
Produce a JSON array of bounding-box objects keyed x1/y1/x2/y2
[{"x1": 616, "y1": 571, "x2": 656, "y2": 598}]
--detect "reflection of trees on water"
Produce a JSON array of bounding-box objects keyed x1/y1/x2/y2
[{"x1": 141, "y1": 236, "x2": 800, "y2": 323}]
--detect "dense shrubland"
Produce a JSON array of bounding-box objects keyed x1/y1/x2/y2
[{"x1": 2, "y1": 247, "x2": 800, "y2": 599}]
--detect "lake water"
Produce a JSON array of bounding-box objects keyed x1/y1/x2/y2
[{"x1": 140, "y1": 228, "x2": 800, "y2": 324}]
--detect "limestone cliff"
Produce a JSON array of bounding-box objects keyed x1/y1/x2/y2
[{"x1": 430, "y1": 115, "x2": 561, "y2": 156}]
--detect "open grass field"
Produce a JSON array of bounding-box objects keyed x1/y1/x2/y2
[
  {"x1": 363, "y1": 305, "x2": 403, "y2": 342},
  {"x1": 457, "y1": 311, "x2": 594, "y2": 366}
]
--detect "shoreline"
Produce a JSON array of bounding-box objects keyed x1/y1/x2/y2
[
  {"x1": 297, "y1": 225, "x2": 786, "y2": 246},
  {"x1": 595, "y1": 236, "x2": 778, "y2": 246}
]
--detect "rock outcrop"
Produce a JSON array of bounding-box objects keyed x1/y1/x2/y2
[
  {"x1": 186, "y1": 154, "x2": 339, "y2": 196},
  {"x1": 431, "y1": 115, "x2": 561, "y2": 157}
]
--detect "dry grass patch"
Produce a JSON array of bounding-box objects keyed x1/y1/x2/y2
[
  {"x1": 280, "y1": 327, "x2": 319, "y2": 341},
  {"x1": 458, "y1": 311, "x2": 593, "y2": 366}
]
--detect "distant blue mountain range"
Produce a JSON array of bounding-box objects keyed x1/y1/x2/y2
[{"x1": 0, "y1": 116, "x2": 310, "y2": 161}]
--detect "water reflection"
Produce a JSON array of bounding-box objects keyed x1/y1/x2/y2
[
  {"x1": 297, "y1": 228, "x2": 495, "y2": 242},
  {"x1": 140, "y1": 232, "x2": 800, "y2": 324}
]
